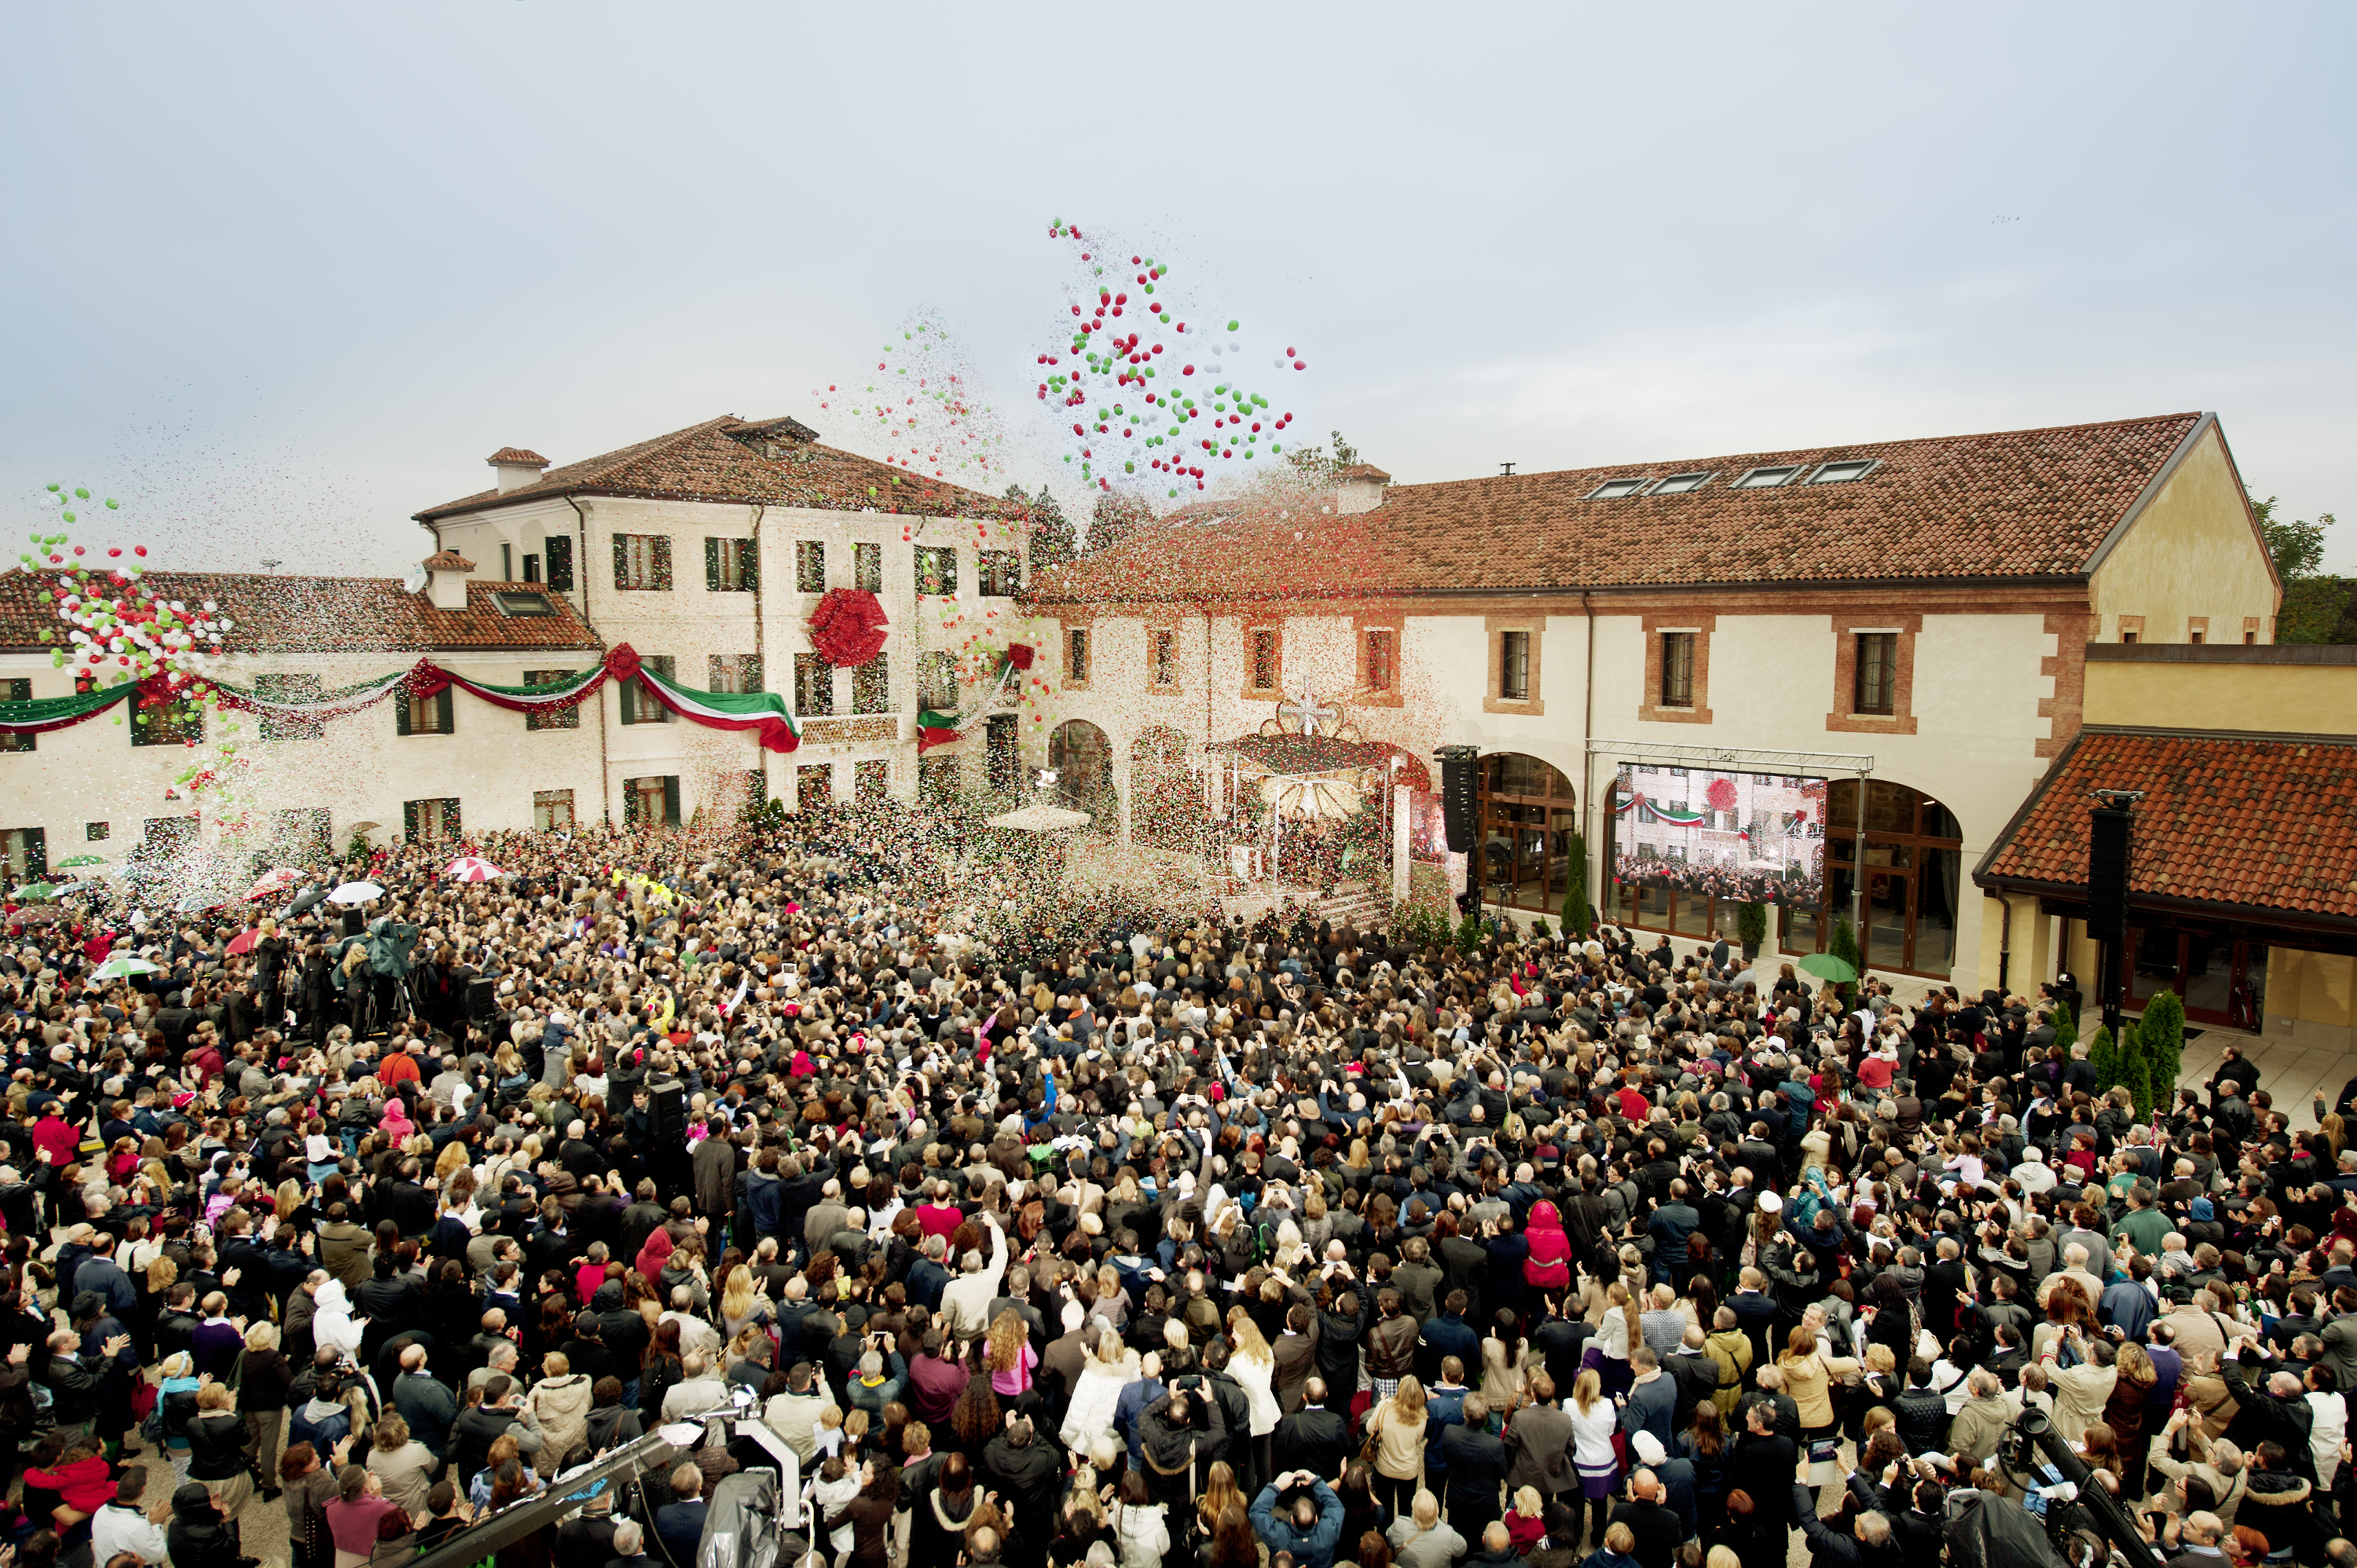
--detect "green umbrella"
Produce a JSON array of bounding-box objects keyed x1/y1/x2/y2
[
  {"x1": 92, "y1": 955, "x2": 160, "y2": 980},
  {"x1": 56, "y1": 855, "x2": 107, "y2": 869},
  {"x1": 1798, "y1": 952, "x2": 1858, "y2": 983},
  {"x1": 13, "y1": 883, "x2": 59, "y2": 901}
]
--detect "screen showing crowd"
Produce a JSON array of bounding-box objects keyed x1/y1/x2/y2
[{"x1": 1605, "y1": 761, "x2": 1827, "y2": 907}]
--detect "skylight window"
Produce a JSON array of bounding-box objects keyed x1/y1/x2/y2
[
  {"x1": 1731, "y1": 466, "x2": 1801, "y2": 489},
  {"x1": 496, "y1": 592, "x2": 555, "y2": 617},
  {"x1": 1587, "y1": 478, "x2": 1651, "y2": 500},
  {"x1": 1649, "y1": 472, "x2": 1713, "y2": 496},
  {"x1": 1808, "y1": 460, "x2": 1876, "y2": 485}
]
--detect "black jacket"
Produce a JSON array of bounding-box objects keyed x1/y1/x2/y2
[
  {"x1": 185, "y1": 1409, "x2": 251, "y2": 1481},
  {"x1": 166, "y1": 1483, "x2": 242, "y2": 1568},
  {"x1": 1891, "y1": 1386, "x2": 1950, "y2": 1457}
]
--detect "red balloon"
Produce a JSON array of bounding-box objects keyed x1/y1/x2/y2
[
  {"x1": 1182, "y1": 365, "x2": 1194, "y2": 375},
  {"x1": 1285, "y1": 348, "x2": 1296, "y2": 356}
]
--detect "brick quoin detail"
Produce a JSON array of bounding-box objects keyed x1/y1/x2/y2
[{"x1": 2038, "y1": 610, "x2": 2095, "y2": 759}]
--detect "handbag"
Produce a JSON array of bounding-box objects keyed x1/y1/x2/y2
[{"x1": 1358, "y1": 1405, "x2": 1383, "y2": 1467}]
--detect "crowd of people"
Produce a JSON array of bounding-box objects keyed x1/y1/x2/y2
[{"x1": 2, "y1": 800, "x2": 2357, "y2": 1568}]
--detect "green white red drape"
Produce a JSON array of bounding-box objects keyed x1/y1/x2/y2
[
  {"x1": 0, "y1": 644, "x2": 801, "y2": 752},
  {"x1": 1610, "y1": 790, "x2": 1706, "y2": 826},
  {"x1": 916, "y1": 643, "x2": 1034, "y2": 753}
]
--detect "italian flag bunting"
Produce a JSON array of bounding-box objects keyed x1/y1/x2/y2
[
  {"x1": 0, "y1": 682, "x2": 136, "y2": 736},
  {"x1": 913, "y1": 642, "x2": 1033, "y2": 753}
]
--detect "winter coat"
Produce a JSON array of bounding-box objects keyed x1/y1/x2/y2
[
  {"x1": 1703, "y1": 1328, "x2": 1754, "y2": 1417},
  {"x1": 1775, "y1": 1350, "x2": 1859, "y2": 1431},
  {"x1": 1113, "y1": 1499, "x2": 1170, "y2": 1568},
  {"x1": 1523, "y1": 1200, "x2": 1572, "y2": 1291},
  {"x1": 525, "y1": 1372, "x2": 593, "y2": 1475}
]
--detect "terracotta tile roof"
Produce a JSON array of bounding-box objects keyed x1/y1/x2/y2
[
  {"x1": 421, "y1": 550, "x2": 476, "y2": 570},
  {"x1": 486, "y1": 448, "x2": 548, "y2": 467},
  {"x1": 0, "y1": 570, "x2": 602, "y2": 655},
  {"x1": 1338, "y1": 463, "x2": 1392, "y2": 483},
  {"x1": 417, "y1": 414, "x2": 1020, "y2": 524},
  {"x1": 1977, "y1": 728, "x2": 2357, "y2": 923},
  {"x1": 1028, "y1": 412, "x2": 2210, "y2": 601}
]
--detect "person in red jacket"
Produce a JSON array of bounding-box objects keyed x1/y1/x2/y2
[
  {"x1": 1523, "y1": 1200, "x2": 1572, "y2": 1295},
  {"x1": 24, "y1": 1434, "x2": 116, "y2": 1530}
]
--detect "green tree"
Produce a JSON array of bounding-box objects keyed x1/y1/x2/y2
[
  {"x1": 1560, "y1": 828, "x2": 1594, "y2": 939},
  {"x1": 1829, "y1": 918, "x2": 1862, "y2": 998},
  {"x1": 1284, "y1": 430, "x2": 1363, "y2": 485},
  {"x1": 2087, "y1": 1023, "x2": 2117, "y2": 1091},
  {"x1": 1086, "y1": 491, "x2": 1153, "y2": 555},
  {"x1": 1736, "y1": 900, "x2": 1770, "y2": 953},
  {"x1": 1014, "y1": 484, "x2": 1076, "y2": 570},
  {"x1": 2139, "y1": 991, "x2": 2187, "y2": 1113},
  {"x1": 2251, "y1": 490, "x2": 2349, "y2": 643},
  {"x1": 2051, "y1": 998, "x2": 2078, "y2": 1058},
  {"x1": 1455, "y1": 910, "x2": 1485, "y2": 954},
  {"x1": 2118, "y1": 1018, "x2": 2157, "y2": 1119}
]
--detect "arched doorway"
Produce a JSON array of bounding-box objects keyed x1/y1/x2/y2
[
  {"x1": 1796, "y1": 780, "x2": 1963, "y2": 976},
  {"x1": 1047, "y1": 720, "x2": 1116, "y2": 830},
  {"x1": 1130, "y1": 727, "x2": 1202, "y2": 850},
  {"x1": 1477, "y1": 753, "x2": 1578, "y2": 911}
]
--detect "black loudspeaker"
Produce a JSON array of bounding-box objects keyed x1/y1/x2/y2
[
  {"x1": 647, "y1": 1077, "x2": 687, "y2": 1142},
  {"x1": 1436, "y1": 746, "x2": 1480, "y2": 854},
  {"x1": 2086, "y1": 806, "x2": 2133, "y2": 947}
]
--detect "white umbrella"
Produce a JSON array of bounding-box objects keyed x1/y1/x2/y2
[
  {"x1": 93, "y1": 955, "x2": 160, "y2": 980},
  {"x1": 327, "y1": 881, "x2": 383, "y2": 905},
  {"x1": 443, "y1": 855, "x2": 503, "y2": 882}
]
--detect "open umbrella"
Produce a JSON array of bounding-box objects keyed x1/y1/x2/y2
[
  {"x1": 285, "y1": 886, "x2": 327, "y2": 918},
  {"x1": 1798, "y1": 952, "x2": 1858, "y2": 984},
  {"x1": 93, "y1": 955, "x2": 159, "y2": 980},
  {"x1": 226, "y1": 929, "x2": 261, "y2": 955},
  {"x1": 443, "y1": 855, "x2": 503, "y2": 882},
  {"x1": 328, "y1": 882, "x2": 383, "y2": 905},
  {"x1": 56, "y1": 855, "x2": 107, "y2": 870},
  {"x1": 177, "y1": 892, "x2": 222, "y2": 913},
  {"x1": 13, "y1": 884, "x2": 60, "y2": 902},
  {"x1": 53, "y1": 881, "x2": 100, "y2": 897},
  {"x1": 245, "y1": 867, "x2": 300, "y2": 901}
]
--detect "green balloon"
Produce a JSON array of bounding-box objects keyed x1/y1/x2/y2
[{"x1": 1227, "y1": 321, "x2": 1239, "y2": 332}]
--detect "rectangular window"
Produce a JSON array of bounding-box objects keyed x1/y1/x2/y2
[
  {"x1": 1499, "y1": 630, "x2": 1531, "y2": 701},
  {"x1": 623, "y1": 775, "x2": 680, "y2": 827},
  {"x1": 914, "y1": 545, "x2": 958, "y2": 596},
  {"x1": 1365, "y1": 629, "x2": 1396, "y2": 693},
  {"x1": 0, "y1": 680, "x2": 31, "y2": 753},
  {"x1": 132, "y1": 700, "x2": 203, "y2": 747},
  {"x1": 917, "y1": 652, "x2": 959, "y2": 713},
  {"x1": 0, "y1": 828, "x2": 46, "y2": 878},
  {"x1": 500, "y1": 542, "x2": 514, "y2": 581},
  {"x1": 1853, "y1": 632, "x2": 1898, "y2": 716},
  {"x1": 253, "y1": 672, "x2": 322, "y2": 742},
  {"x1": 797, "y1": 763, "x2": 833, "y2": 809},
  {"x1": 544, "y1": 533, "x2": 574, "y2": 592},
  {"x1": 852, "y1": 654, "x2": 890, "y2": 714},
  {"x1": 525, "y1": 669, "x2": 582, "y2": 731},
  {"x1": 522, "y1": 553, "x2": 541, "y2": 584},
  {"x1": 1152, "y1": 628, "x2": 1178, "y2": 689},
  {"x1": 1660, "y1": 632, "x2": 1695, "y2": 708},
  {"x1": 85, "y1": 822, "x2": 108, "y2": 841},
  {"x1": 979, "y1": 551, "x2": 1021, "y2": 596},
  {"x1": 403, "y1": 797, "x2": 462, "y2": 844},
  {"x1": 794, "y1": 654, "x2": 834, "y2": 717},
  {"x1": 618, "y1": 654, "x2": 676, "y2": 724},
  {"x1": 855, "y1": 759, "x2": 889, "y2": 801},
  {"x1": 613, "y1": 533, "x2": 673, "y2": 591},
  {"x1": 919, "y1": 753, "x2": 961, "y2": 802},
  {"x1": 795, "y1": 540, "x2": 826, "y2": 593},
  {"x1": 706, "y1": 654, "x2": 764, "y2": 695},
  {"x1": 1248, "y1": 628, "x2": 1278, "y2": 692},
  {"x1": 1066, "y1": 626, "x2": 1091, "y2": 683},
  {"x1": 396, "y1": 686, "x2": 455, "y2": 736},
  {"x1": 533, "y1": 789, "x2": 575, "y2": 831},
  {"x1": 855, "y1": 542, "x2": 882, "y2": 592},
  {"x1": 706, "y1": 537, "x2": 758, "y2": 592}
]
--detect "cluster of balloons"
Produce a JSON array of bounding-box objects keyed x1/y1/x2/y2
[
  {"x1": 1038, "y1": 220, "x2": 1307, "y2": 498},
  {"x1": 28, "y1": 485, "x2": 231, "y2": 713}
]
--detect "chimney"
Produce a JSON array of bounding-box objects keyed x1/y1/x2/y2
[
  {"x1": 420, "y1": 550, "x2": 475, "y2": 610},
  {"x1": 1336, "y1": 463, "x2": 1392, "y2": 515},
  {"x1": 487, "y1": 447, "x2": 551, "y2": 494}
]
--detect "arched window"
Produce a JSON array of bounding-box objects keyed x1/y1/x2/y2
[
  {"x1": 1802, "y1": 781, "x2": 1963, "y2": 976},
  {"x1": 1047, "y1": 720, "x2": 1116, "y2": 830},
  {"x1": 1130, "y1": 727, "x2": 1203, "y2": 850},
  {"x1": 1475, "y1": 753, "x2": 1578, "y2": 911}
]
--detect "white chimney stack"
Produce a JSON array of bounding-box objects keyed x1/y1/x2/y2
[
  {"x1": 421, "y1": 550, "x2": 475, "y2": 610},
  {"x1": 1336, "y1": 463, "x2": 1391, "y2": 515},
  {"x1": 487, "y1": 447, "x2": 551, "y2": 494}
]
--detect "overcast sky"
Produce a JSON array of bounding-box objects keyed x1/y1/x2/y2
[{"x1": 4, "y1": 4, "x2": 2352, "y2": 575}]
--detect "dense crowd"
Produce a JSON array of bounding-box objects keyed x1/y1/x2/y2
[{"x1": 2, "y1": 800, "x2": 2355, "y2": 1568}]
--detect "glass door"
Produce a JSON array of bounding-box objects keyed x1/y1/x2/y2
[{"x1": 1864, "y1": 867, "x2": 1912, "y2": 973}]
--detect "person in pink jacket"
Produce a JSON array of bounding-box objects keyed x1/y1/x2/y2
[{"x1": 1524, "y1": 1200, "x2": 1572, "y2": 1294}]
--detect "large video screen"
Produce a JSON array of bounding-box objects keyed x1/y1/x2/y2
[{"x1": 1607, "y1": 762, "x2": 1826, "y2": 907}]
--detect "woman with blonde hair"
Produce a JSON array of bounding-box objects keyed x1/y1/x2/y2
[
  {"x1": 1195, "y1": 1460, "x2": 1246, "y2": 1541},
  {"x1": 1363, "y1": 1376, "x2": 1428, "y2": 1515},
  {"x1": 1594, "y1": 1280, "x2": 1635, "y2": 1397},
  {"x1": 1776, "y1": 1319, "x2": 1862, "y2": 1486},
  {"x1": 1567, "y1": 1368, "x2": 1620, "y2": 1549},
  {"x1": 1057, "y1": 1320, "x2": 1140, "y2": 1453},
  {"x1": 988, "y1": 1309, "x2": 1036, "y2": 1398},
  {"x1": 717, "y1": 1266, "x2": 768, "y2": 1342},
  {"x1": 1225, "y1": 1307, "x2": 1281, "y2": 1480}
]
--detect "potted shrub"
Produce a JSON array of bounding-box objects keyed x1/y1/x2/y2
[{"x1": 1736, "y1": 901, "x2": 1769, "y2": 961}]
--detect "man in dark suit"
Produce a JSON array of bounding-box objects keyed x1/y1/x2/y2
[
  {"x1": 1273, "y1": 1377, "x2": 1351, "y2": 1482},
  {"x1": 1501, "y1": 1371, "x2": 1575, "y2": 1503},
  {"x1": 652, "y1": 1464, "x2": 709, "y2": 1566},
  {"x1": 1439, "y1": 1391, "x2": 1510, "y2": 1535},
  {"x1": 1608, "y1": 1464, "x2": 1684, "y2": 1568},
  {"x1": 1727, "y1": 1400, "x2": 1798, "y2": 1526},
  {"x1": 1272, "y1": 1303, "x2": 1318, "y2": 1414}
]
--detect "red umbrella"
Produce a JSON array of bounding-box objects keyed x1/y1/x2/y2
[{"x1": 227, "y1": 929, "x2": 260, "y2": 955}]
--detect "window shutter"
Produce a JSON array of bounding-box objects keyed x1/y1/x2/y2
[
  {"x1": 403, "y1": 800, "x2": 419, "y2": 842},
  {"x1": 614, "y1": 534, "x2": 629, "y2": 589},
  {"x1": 447, "y1": 799, "x2": 461, "y2": 839},
  {"x1": 663, "y1": 775, "x2": 681, "y2": 826},
  {"x1": 742, "y1": 540, "x2": 759, "y2": 592},
  {"x1": 653, "y1": 536, "x2": 673, "y2": 590},
  {"x1": 705, "y1": 537, "x2": 721, "y2": 592},
  {"x1": 395, "y1": 694, "x2": 412, "y2": 736},
  {"x1": 23, "y1": 827, "x2": 44, "y2": 880},
  {"x1": 545, "y1": 533, "x2": 574, "y2": 592},
  {"x1": 618, "y1": 678, "x2": 636, "y2": 725},
  {"x1": 744, "y1": 654, "x2": 764, "y2": 693},
  {"x1": 435, "y1": 687, "x2": 454, "y2": 733}
]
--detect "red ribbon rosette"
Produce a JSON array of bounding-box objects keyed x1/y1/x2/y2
[{"x1": 808, "y1": 589, "x2": 889, "y2": 669}]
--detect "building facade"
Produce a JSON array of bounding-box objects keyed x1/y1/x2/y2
[{"x1": 1025, "y1": 412, "x2": 2282, "y2": 995}]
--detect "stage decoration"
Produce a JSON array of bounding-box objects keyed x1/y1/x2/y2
[
  {"x1": 1260, "y1": 685, "x2": 1358, "y2": 742},
  {"x1": 917, "y1": 642, "x2": 1036, "y2": 754},
  {"x1": 807, "y1": 588, "x2": 890, "y2": 669}
]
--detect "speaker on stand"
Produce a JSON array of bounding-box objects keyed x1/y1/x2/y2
[
  {"x1": 647, "y1": 1075, "x2": 690, "y2": 1200},
  {"x1": 2086, "y1": 792, "x2": 2140, "y2": 1037},
  {"x1": 1435, "y1": 745, "x2": 1481, "y2": 917}
]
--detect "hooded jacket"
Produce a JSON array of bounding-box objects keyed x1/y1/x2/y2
[
  {"x1": 1523, "y1": 1200, "x2": 1572, "y2": 1291},
  {"x1": 165, "y1": 1483, "x2": 240, "y2": 1568},
  {"x1": 525, "y1": 1372, "x2": 593, "y2": 1472},
  {"x1": 312, "y1": 1278, "x2": 365, "y2": 1359}
]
